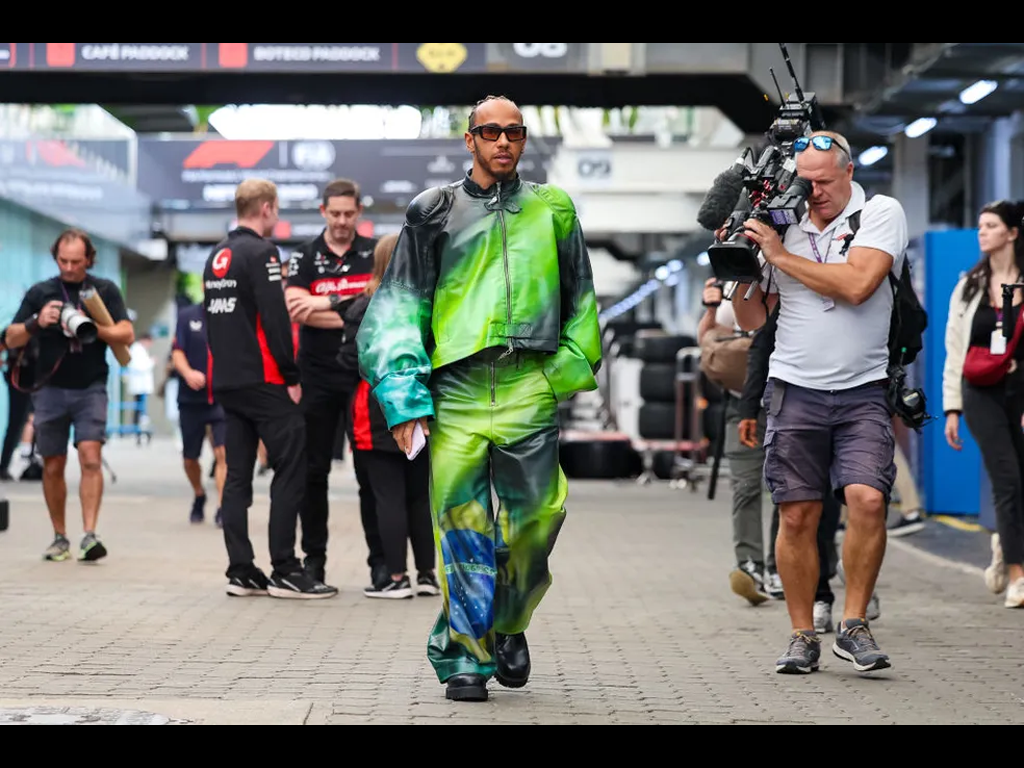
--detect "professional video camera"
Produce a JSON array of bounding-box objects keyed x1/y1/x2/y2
[{"x1": 699, "y1": 43, "x2": 827, "y2": 287}]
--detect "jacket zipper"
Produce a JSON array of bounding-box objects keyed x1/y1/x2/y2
[{"x1": 496, "y1": 182, "x2": 514, "y2": 359}]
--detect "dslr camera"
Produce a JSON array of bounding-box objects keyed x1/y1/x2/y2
[
  {"x1": 708, "y1": 43, "x2": 827, "y2": 286},
  {"x1": 61, "y1": 304, "x2": 98, "y2": 344}
]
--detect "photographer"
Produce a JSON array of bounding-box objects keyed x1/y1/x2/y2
[
  {"x1": 4, "y1": 229, "x2": 134, "y2": 563},
  {"x1": 729, "y1": 131, "x2": 908, "y2": 676}
]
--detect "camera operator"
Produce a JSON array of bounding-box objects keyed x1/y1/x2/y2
[
  {"x1": 729, "y1": 131, "x2": 908, "y2": 676},
  {"x1": 4, "y1": 229, "x2": 134, "y2": 563}
]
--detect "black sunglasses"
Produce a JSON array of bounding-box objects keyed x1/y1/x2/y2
[{"x1": 471, "y1": 124, "x2": 528, "y2": 143}]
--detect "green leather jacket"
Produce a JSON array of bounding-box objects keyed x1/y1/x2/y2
[{"x1": 357, "y1": 172, "x2": 603, "y2": 430}]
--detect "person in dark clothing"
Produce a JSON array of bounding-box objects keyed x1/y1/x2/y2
[
  {"x1": 204, "y1": 178, "x2": 337, "y2": 601},
  {"x1": 172, "y1": 300, "x2": 227, "y2": 527},
  {"x1": 739, "y1": 303, "x2": 880, "y2": 635},
  {"x1": 340, "y1": 234, "x2": 439, "y2": 600},
  {"x1": 285, "y1": 179, "x2": 384, "y2": 588},
  {"x1": 0, "y1": 340, "x2": 32, "y2": 482}
]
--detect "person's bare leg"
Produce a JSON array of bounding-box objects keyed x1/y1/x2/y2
[
  {"x1": 842, "y1": 485, "x2": 887, "y2": 622},
  {"x1": 77, "y1": 442, "x2": 104, "y2": 534},
  {"x1": 213, "y1": 446, "x2": 227, "y2": 507},
  {"x1": 42, "y1": 455, "x2": 68, "y2": 535},
  {"x1": 776, "y1": 501, "x2": 823, "y2": 631},
  {"x1": 184, "y1": 458, "x2": 205, "y2": 497}
]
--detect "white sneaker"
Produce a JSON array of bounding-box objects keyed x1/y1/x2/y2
[
  {"x1": 813, "y1": 602, "x2": 834, "y2": 635},
  {"x1": 867, "y1": 593, "x2": 882, "y2": 623},
  {"x1": 985, "y1": 534, "x2": 1009, "y2": 595},
  {"x1": 1005, "y1": 578, "x2": 1024, "y2": 609}
]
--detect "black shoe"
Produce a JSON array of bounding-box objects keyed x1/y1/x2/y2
[
  {"x1": 364, "y1": 575, "x2": 414, "y2": 600},
  {"x1": 190, "y1": 495, "x2": 207, "y2": 525},
  {"x1": 227, "y1": 570, "x2": 270, "y2": 598},
  {"x1": 495, "y1": 633, "x2": 531, "y2": 689},
  {"x1": 833, "y1": 620, "x2": 891, "y2": 673},
  {"x1": 215, "y1": 509, "x2": 223, "y2": 529},
  {"x1": 446, "y1": 674, "x2": 489, "y2": 703},
  {"x1": 776, "y1": 631, "x2": 822, "y2": 675},
  {"x1": 416, "y1": 572, "x2": 442, "y2": 597},
  {"x1": 304, "y1": 558, "x2": 327, "y2": 586},
  {"x1": 0, "y1": 469, "x2": 13, "y2": 482},
  {"x1": 889, "y1": 511, "x2": 926, "y2": 538},
  {"x1": 268, "y1": 571, "x2": 338, "y2": 600}
]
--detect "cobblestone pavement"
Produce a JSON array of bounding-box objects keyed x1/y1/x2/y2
[{"x1": 0, "y1": 438, "x2": 1022, "y2": 725}]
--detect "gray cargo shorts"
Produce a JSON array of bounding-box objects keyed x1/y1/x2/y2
[
  {"x1": 31, "y1": 382, "x2": 109, "y2": 458},
  {"x1": 762, "y1": 378, "x2": 896, "y2": 507}
]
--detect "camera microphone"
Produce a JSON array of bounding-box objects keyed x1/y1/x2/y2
[{"x1": 697, "y1": 164, "x2": 748, "y2": 232}]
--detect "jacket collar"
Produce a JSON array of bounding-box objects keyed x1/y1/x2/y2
[{"x1": 462, "y1": 171, "x2": 523, "y2": 201}]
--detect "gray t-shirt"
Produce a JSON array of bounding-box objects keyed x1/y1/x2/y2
[{"x1": 762, "y1": 182, "x2": 909, "y2": 392}]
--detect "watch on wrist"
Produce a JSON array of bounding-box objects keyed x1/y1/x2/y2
[
  {"x1": 25, "y1": 314, "x2": 40, "y2": 335},
  {"x1": 329, "y1": 294, "x2": 343, "y2": 313}
]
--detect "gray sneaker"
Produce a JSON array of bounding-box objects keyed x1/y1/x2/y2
[
  {"x1": 833, "y1": 619, "x2": 891, "y2": 673},
  {"x1": 776, "y1": 632, "x2": 821, "y2": 675},
  {"x1": 813, "y1": 602, "x2": 834, "y2": 635},
  {"x1": 43, "y1": 535, "x2": 71, "y2": 562},
  {"x1": 79, "y1": 534, "x2": 108, "y2": 563}
]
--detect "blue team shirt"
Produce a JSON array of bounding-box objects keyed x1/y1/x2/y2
[{"x1": 174, "y1": 303, "x2": 213, "y2": 406}]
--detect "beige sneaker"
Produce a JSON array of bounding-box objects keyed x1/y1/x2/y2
[
  {"x1": 985, "y1": 534, "x2": 1009, "y2": 595},
  {"x1": 1005, "y1": 578, "x2": 1024, "y2": 609}
]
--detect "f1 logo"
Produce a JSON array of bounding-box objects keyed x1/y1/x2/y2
[
  {"x1": 211, "y1": 248, "x2": 232, "y2": 279},
  {"x1": 46, "y1": 43, "x2": 76, "y2": 68}
]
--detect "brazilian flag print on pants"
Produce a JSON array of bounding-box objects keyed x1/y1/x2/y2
[{"x1": 426, "y1": 350, "x2": 567, "y2": 683}]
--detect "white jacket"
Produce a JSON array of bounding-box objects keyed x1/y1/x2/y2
[{"x1": 943, "y1": 276, "x2": 985, "y2": 415}]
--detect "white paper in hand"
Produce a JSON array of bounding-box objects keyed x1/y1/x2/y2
[{"x1": 407, "y1": 422, "x2": 427, "y2": 461}]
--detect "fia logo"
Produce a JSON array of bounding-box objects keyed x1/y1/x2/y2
[{"x1": 211, "y1": 248, "x2": 232, "y2": 279}]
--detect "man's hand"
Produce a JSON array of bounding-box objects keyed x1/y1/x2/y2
[
  {"x1": 287, "y1": 292, "x2": 329, "y2": 324},
  {"x1": 38, "y1": 300, "x2": 63, "y2": 329},
  {"x1": 741, "y1": 219, "x2": 786, "y2": 264},
  {"x1": 946, "y1": 413, "x2": 963, "y2": 452},
  {"x1": 288, "y1": 384, "x2": 303, "y2": 405},
  {"x1": 703, "y1": 278, "x2": 724, "y2": 309},
  {"x1": 392, "y1": 418, "x2": 431, "y2": 455},
  {"x1": 739, "y1": 419, "x2": 760, "y2": 449},
  {"x1": 184, "y1": 369, "x2": 207, "y2": 392}
]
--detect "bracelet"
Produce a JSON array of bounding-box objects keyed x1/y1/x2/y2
[{"x1": 25, "y1": 315, "x2": 40, "y2": 336}]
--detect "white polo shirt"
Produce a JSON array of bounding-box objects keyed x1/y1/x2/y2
[{"x1": 761, "y1": 181, "x2": 909, "y2": 392}]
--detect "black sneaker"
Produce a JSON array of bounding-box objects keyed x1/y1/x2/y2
[
  {"x1": 227, "y1": 570, "x2": 270, "y2": 598},
  {"x1": 214, "y1": 509, "x2": 223, "y2": 529},
  {"x1": 0, "y1": 469, "x2": 14, "y2": 482},
  {"x1": 365, "y1": 575, "x2": 414, "y2": 600},
  {"x1": 304, "y1": 558, "x2": 327, "y2": 586},
  {"x1": 833, "y1": 620, "x2": 891, "y2": 673},
  {"x1": 190, "y1": 495, "x2": 207, "y2": 525},
  {"x1": 776, "y1": 631, "x2": 822, "y2": 675},
  {"x1": 268, "y1": 572, "x2": 338, "y2": 600},
  {"x1": 417, "y1": 573, "x2": 442, "y2": 597},
  {"x1": 889, "y1": 511, "x2": 926, "y2": 539}
]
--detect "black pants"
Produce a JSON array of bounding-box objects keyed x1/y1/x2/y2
[
  {"x1": 2, "y1": 375, "x2": 31, "y2": 472},
  {"x1": 964, "y1": 379, "x2": 1024, "y2": 566},
  {"x1": 358, "y1": 449, "x2": 435, "y2": 576},
  {"x1": 217, "y1": 384, "x2": 304, "y2": 580},
  {"x1": 770, "y1": 489, "x2": 842, "y2": 605},
  {"x1": 353, "y1": 450, "x2": 386, "y2": 572},
  {"x1": 300, "y1": 378, "x2": 383, "y2": 570}
]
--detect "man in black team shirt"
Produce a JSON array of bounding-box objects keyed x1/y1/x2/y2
[
  {"x1": 205, "y1": 179, "x2": 336, "y2": 601},
  {"x1": 286, "y1": 179, "x2": 384, "y2": 587}
]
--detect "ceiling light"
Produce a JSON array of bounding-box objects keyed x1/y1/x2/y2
[
  {"x1": 858, "y1": 146, "x2": 889, "y2": 167},
  {"x1": 960, "y1": 80, "x2": 999, "y2": 105},
  {"x1": 904, "y1": 117, "x2": 938, "y2": 139}
]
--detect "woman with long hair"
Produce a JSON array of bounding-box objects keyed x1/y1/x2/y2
[
  {"x1": 340, "y1": 233, "x2": 438, "y2": 599},
  {"x1": 944, "y1": 200, "x2": 1024, "y2": 608}
]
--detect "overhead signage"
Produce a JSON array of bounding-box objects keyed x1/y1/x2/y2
[
  {"x1": 5, "y1": 43, "x2": 489, "y2": 73},
  {"x1": 136, "y1": 137, "x2": 560, "y2": 212}
]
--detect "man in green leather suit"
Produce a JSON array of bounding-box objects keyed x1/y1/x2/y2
[{"x1": 357, "y1": 95, "x2": 603, "y2": 703}]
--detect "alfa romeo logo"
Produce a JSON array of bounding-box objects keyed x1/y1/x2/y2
[{"x1": 417, "y1": 43, "x2": 468, "y2": 74}]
